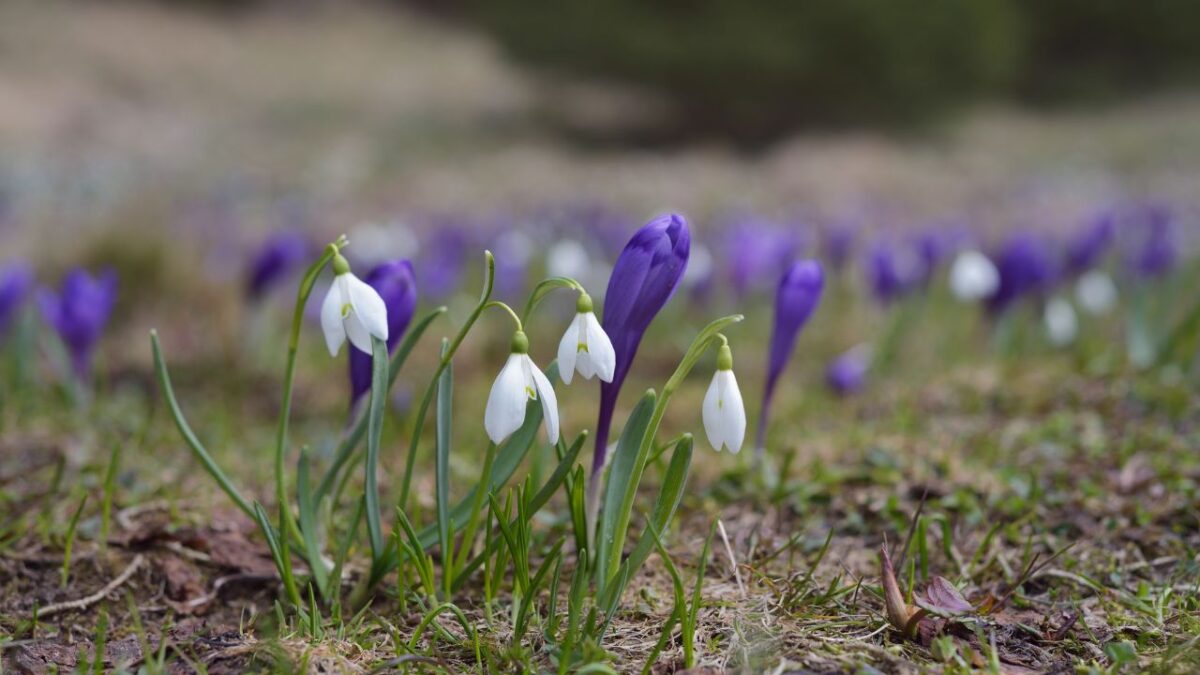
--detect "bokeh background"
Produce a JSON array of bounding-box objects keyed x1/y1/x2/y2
[{"x1": 3, "y1": 0, "x2": 1198, "y2": 439}]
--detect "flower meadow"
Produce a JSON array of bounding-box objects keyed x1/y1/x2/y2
[{"x1": 1, "y1": 196, "x2": 1199, "y2": 673}]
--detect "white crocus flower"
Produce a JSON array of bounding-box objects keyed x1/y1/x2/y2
[
  {"x1": 949, "y1": 250, "x2": 1000, "y2": 301},
  {"x1": 485, "y1": 331, "x2": 560, "y2": 445},
  {"x1": 1075, "y1": 270, "x2": 1117, "y2": 316},
  {"x1": 702, "y1": 344, "x2": 746, "y2": 453},
  {"x1": 557, "y1": 292, "x2": 616, "y2": 385},
  {"x1": 320, "y1": 253, "x2": 389, "y2": 356},
  {"x1": 1044, "y1": 296, "x2": 1078, "y2": 346}
]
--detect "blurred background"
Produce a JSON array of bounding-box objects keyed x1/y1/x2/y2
[{"x1": 0, "y1": 0, "x2": 1198, "y2": 396}]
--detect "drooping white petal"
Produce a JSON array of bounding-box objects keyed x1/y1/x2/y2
[
  {"x1": 1075, "y1": 270, "x2": 1117, "y2": 316},
  {"x1": 949, "y1": 250, "x2": 1000, "y2": 302},
  {"x1": 702, "y1": 373, "x2": 725, "y2": 451},
  {"x1": 557, "y1": 314, "x2": 581, "y2": 385},
  {"x1": 1044, "y1": 296, "x2": 1078, "y2": 346},
  {"x1": 583, "y1": 312, "x2": 616, "y2": 382},
  {"x1": 717, "y1": 370, "x2": 746, "y2": 454},
  {"x1": 527, "y1": 356, "x2": 560, "y2": 444},
  {"x1": 320, "y1": 280, "x2": 346, "y2": 356},
  {"x1": 485, "y1": 354, "x2": 529, "y2": 444},
  {"x1": 345, "y1": 273, "x2": 389, "y2": 342},
  {"x1": 703, "y1": 370, "x2": 746, "y2": 453},
  {"x1": 344, "y1": 315, "x2": 374, "y2": 355}
]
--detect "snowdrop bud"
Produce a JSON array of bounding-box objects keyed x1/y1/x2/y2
[
  {"x1": 320, "y1": 253, "x2": 389, "y2": 357},
  {"x1": 1044, "y1": 296, "x2": 1078, "y2": 346},
  {"x1": 557, "y1": 291, "x2": 616, "y2": 385},
  {"x1": 1075, "y1": 270, "x2": 1117, "y2": 316},
  {"x1": 703, "y1": 344, "x2": 746, "y2": 454},
  {"x1": 948, "y1": 250, "x2": 1000, "y2": 302},
  {"x1": 485, "y1": 331, "x2": 560, "y2": 445}
]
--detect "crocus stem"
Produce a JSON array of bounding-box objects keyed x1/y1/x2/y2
[
  {"x1": 398, "y1": 252, "x2": 495, "y2": 510},
  {"x1": 275, "y1": 239, "x2": 344, "y2": 548}
]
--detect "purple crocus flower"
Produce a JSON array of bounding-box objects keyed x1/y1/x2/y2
[
  {"x1": 348, "y1": 260, "x2": 418, "y2": 409},
  {"x1": 594, "y1": 214, "x2": 690, "y2": 474},
  {"x1": 865, "y1": 240, "x2": 922, "y2": 305},
  {"x1": 725, "y1": 219, "x2": 800, "y2": 297},
  {"x1": 757, "y1": 260, "x2": 824, "y2": 452},
  {"x1": 38, "y1": 268, "x2": 118, "y2": 379},
  {"x1": 418, "y1": 222, "x2": 470, "y2": 299},
  {"x1": 826, "y1": 345, "x2": 870, "y2": 396},
  {"x1": 0, "y1": 262, "x2": 34, "y2": 336},
  {"x1": 1065, "y1": 211, "x2": 1115, "y2": 275},
  {"x1": 986, "y1": 233, "x2": 1057, "y2": 314},
  {"x1": 1126, "y1": 205, "x2": 1176, "y2": 279},
  {"x1": 246, "y1": 230, "x2": 313, "y2": 299}
]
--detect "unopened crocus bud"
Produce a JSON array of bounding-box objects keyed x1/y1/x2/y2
[
  {"x1": 826, "y1": 345, "x2": 870, "y2": 397},
  {"x1": 1044, "y1": 296, "x2": 1078, "y2": 346},
  {"x1": 38, "y1": 268, "x2": 118, "y2": 380},
  {"x1": 703, "y1": 344, "x2": 746, "y2": 453},
  {"x1": 246, "y1": 230, "x2": 313, "y2": 299},
  {"x1": 0, "y1": 262, "x2": 34, "y2": 337},
  {"x1": 758, "y1": 260, "x2": 824, "y2": 451},
  {"x1": 1075, "y1": 270, "x2": 1117, "y2": 316},
  {"x1": 948, "y1": 250, "x2": 999, "y2": 302},
  {"x1": 594, "y1": 213, "x2": 689, "y2": 472},
  {"x1": 348, "y1": 260, "x2": 418, "y2": 408}
]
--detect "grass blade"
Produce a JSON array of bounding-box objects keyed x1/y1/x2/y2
[
  {"x1": 435, "y1": 338, "x2": 454, "y2": 597},
  {"x1": 296, "y1": 447, "x2": 328, "y2": 598},
  {"x1": 365, "y1": 335, "x2": 390, "y2": 565},
  {"x1": 150, "y1": 330, "x2": 251, "y2": 518},
  {"x1": 596, "y1": 390, "x2": 658, "y2": 591}
]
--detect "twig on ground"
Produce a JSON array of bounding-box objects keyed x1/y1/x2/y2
[{"x1": 36, "y1": 554, "x2": 145, "y2": 618}]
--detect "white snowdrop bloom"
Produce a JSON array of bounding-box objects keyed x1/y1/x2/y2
[
  {"x1": 557, "y1": 292, "x2": 616, "y2": 385},
  {"x1": 702, "y1": 345, "x2": 746, "y2": 453},
  {"x1": 320, "y1": 254, "x2": 389, "y2": 356},
  {"x1": 1044, "y1": 296, "x2": 1078, "y2": 346},
  {"x1": 949, "y1": 250, "x2": 1000, "y2": 301},
  {"x1": 1075, "y1": 270, "x2": 1118, "y2": 316},
  {"x1": 547, "y1": 239, "x2": 591, "y2": 280},
  {"x1": 485, "y1": 331, "x2": 560, "y2": 445}
]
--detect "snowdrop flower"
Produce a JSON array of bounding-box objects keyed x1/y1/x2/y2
[
  {"x1": 1075, "y1": 270, "x2": 1117, "y2": 316},
  {"x1": 557, "y1": 292, "x2": 616, "y2": 385},
  {"x1": 320, "y1": 252, "x2": 389, "y2": 357},
  {"x1": 485, "y1": 330, "x2": 560, "y2": 445},
  {"x1": 703, "y1": 344, "x2": 746, "y2": 453},
  {"x1": 948, "y1": 250, "x2": 1000, "y2": 302},
  {"x1": 1044, "y1": 296, "x2": 1078, "y2": 346}
]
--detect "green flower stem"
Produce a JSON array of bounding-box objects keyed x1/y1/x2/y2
[
  {"x1": 274, "y1": 238, "x2": 345, "y2": 548},
  {"x1": 398, "y1": 251, "x2": 496, "y2": 510},
  {"x1": 601, "y1": 315, "x2": 742, "y2": 586},
  {"x1": 484, "y1": 300, "x2": 524, "y2": 333},
  {"x1": 520, "y1": 276, "x2": 586, "y2": 325}
]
